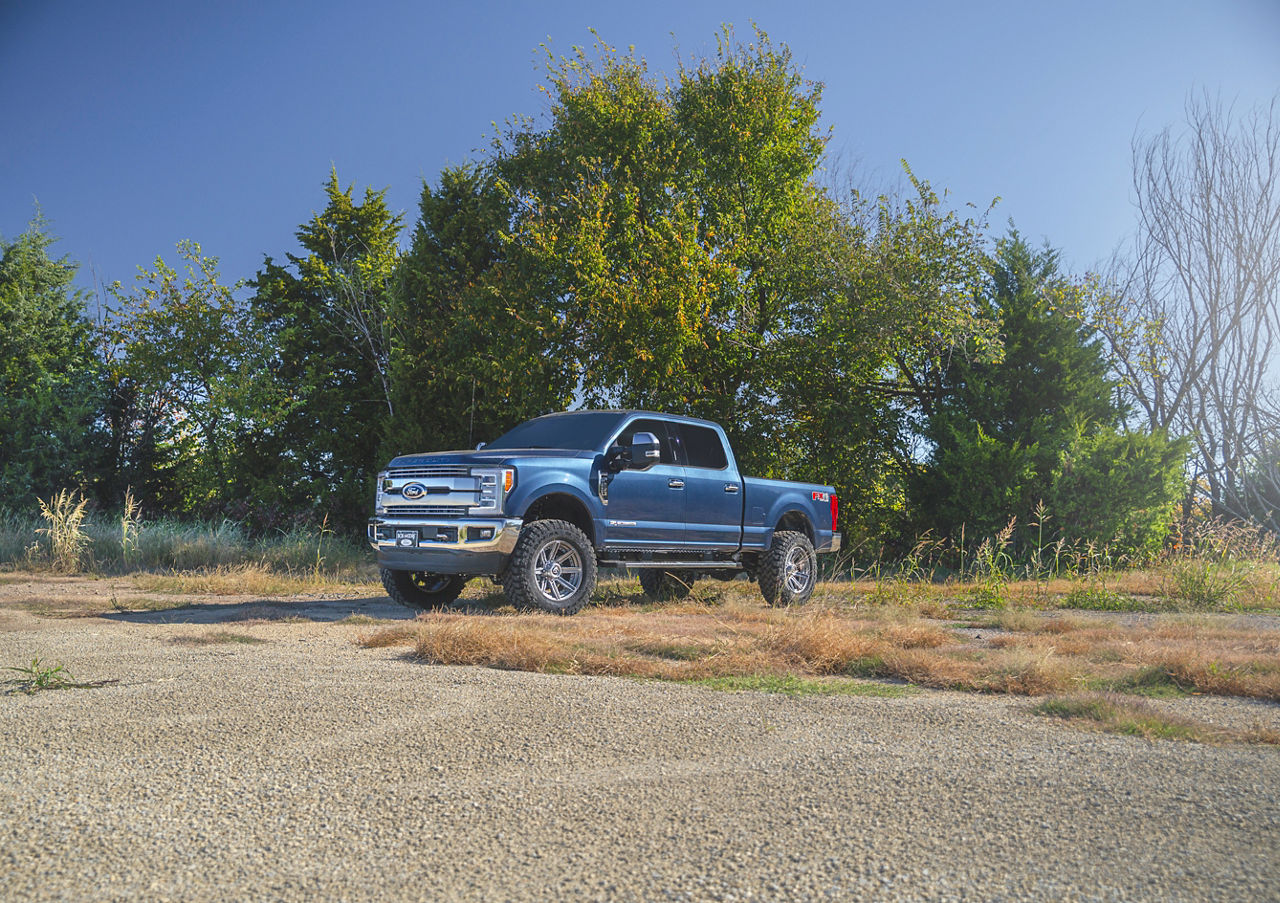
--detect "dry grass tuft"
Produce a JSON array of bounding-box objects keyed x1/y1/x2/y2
[
  {"x1": 413, "y1": 617, "x2": 566, "y2": 671},
  {"x1": 349, "y1": 590, "x2": 1280, "y2": 703},
  {"x1": 1154, "y1": 653, "x2": 1280, "y2": 701},
  {"x1": 357, "y1": 625, "x2": 416, "y2": 648},
  {"x1": 134, "y1": 566, "x2": 379, "y2": 597},
  {"x1": 764, "y1": 610, "x2": 884, "y2": 674},
  {"x1": 170, "y1": 631, "x2": 265, "y2": 646}
]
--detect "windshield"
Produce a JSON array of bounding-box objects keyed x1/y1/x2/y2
[{"x1": 484, "y1": 412, "x2": 628, "y2": 451}]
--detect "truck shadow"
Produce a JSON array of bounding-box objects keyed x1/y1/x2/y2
[{"x1": 102, "y1": 595, "x2": 409, "y2": 625}]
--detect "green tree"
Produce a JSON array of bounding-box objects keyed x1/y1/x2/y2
[
  {"x1": 107, "y1": 242, "x2": 285, "y2": 514},
  {"x1": 249, "y1": 171, "x2": 403, "y2": 527},
  {"x1": 0, "y1": 215, "x2": 102, "y2": 509},
  {"x1": 481, "y1": 28, "x2": 999, "y2": 541},
  {"x1": 388, "y1": 165, "x2": 574, "y2": 455},
  {"x1": 1046, "y1": 425, "x2": 1187, "y2": 556},
  {"x1": 911, "y1": 232, "x2": 1183, "y2": 551}
]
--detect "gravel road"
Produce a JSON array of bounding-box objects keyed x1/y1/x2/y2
[{"x1": 2, "y1": 589, "x2": 1279, "y2": 902}]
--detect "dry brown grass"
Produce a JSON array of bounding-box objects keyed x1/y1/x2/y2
[
  {"x1": 169, "y1": 631, "x2": 266, "y2": 646},
  {"x1": 355, "y1": 592, "x2": 1280, "y2": 702},
  {"x1": 132, "y1": 566, "x2": 379, "y2": 597}
]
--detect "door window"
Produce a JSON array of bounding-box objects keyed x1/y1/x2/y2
[
  {"x1": 677, "y1": 423, "x2": 729, "y2": 470},
  {"x1": 617, "y1": 419, "x2": 678, "y2": 465}
]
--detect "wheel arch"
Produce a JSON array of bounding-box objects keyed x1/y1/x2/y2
[
  {"x1": 773, "y1": 508, "x2": 815, "y2": 544},
  {"x1": 521, "y1": 491, "x2": 597, "y2": 546}
]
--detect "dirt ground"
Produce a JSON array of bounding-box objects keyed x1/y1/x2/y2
[{"x1": 2, "y1": 575, "x2": 1279, "y2": 902}]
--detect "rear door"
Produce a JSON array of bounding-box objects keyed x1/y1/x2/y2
[
  {"x1": 600, "y1": 418, "x2": 686, "y2": 548},
  {"x1": 672, "y1": 421, "x2": 742, "y2": 551}
]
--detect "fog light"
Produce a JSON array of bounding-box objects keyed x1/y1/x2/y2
[{"x1": 479, "y1": 528, "x2": 494, "y2": 540}]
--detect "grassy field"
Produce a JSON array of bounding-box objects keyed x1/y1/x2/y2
[
  {"x1": 6, "y1": 498, "x2": 1280, "y2": 744},
  {"x1": 348, "y1": 576, "x2": 1280, "y2": 703},
  {"x1": 0, "y1": 504, "x2": 375, "y2": 582}
]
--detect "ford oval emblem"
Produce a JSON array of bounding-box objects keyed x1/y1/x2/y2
[{"x1": 401, "y1": 482, "x2": 427, "y2": 500}]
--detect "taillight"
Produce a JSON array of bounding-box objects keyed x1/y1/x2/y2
[{"x1": 830, "y1": 494, "x2": 839, "y2": 533}]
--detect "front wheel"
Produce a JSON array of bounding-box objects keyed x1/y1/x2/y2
[
  {"x1": 381, "y1": 569, "x2": 469, "y2": 611},
  {"x1": 503, "y1": 519, "x2": 598, "y2": 615},
  {"x1": 758, "y1": 531, "x2": 817, "y2": 606}
]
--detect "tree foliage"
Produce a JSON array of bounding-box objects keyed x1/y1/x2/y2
[
  {"x1": 249, "y1": 171, "x2": 403, "y2": 527},
  {"x1": 485, "y1": 28, "x2": 998, "y2": 538},
  {"x1": 911, "y1": 233, "x2": 1185, "y2": 552},
  {"x1": 107, "y1": 242, "x2": 283, "y2": 513},
  {"x1": 0, "y1": 215, "x2": 102, "y2": 509},
  {"x1": 388, "y1": 164, "x2": 575, "y2": 455},
  {"x1": 6, "y1": 28, "x2": 1236, "y2": 555}
]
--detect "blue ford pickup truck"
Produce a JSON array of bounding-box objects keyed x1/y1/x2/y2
[{"x1": 368, "y1": 410, "x2": 841, "y2": 615}]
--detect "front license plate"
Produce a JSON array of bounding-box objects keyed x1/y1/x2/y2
[{"x1": 395, "y1": 530, "x2": 418, "y2": 548}]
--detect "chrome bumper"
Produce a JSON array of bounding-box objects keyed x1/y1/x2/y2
[
  {"x1": 368, "y1": 516, "x2": 522, "y2": 553},
  {"x1": 368, "y1": 516, "x2": 523, "y2": 576}
]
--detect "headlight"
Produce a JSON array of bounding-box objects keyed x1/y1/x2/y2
[
  {"x1": 472, "y1": 467, "x2": 515, "y2": 515},
  {"x1": 375, "y1": 471, "x2": 388, "y2": 514}
]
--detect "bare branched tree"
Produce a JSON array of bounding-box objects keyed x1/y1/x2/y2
[{"x1": 1098, "y1": 94, "x2": 1280, "y2": 528}]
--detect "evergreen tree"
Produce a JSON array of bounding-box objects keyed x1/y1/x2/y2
[
  {"x1": 248, "y1": 171, "x2": 402, "y2": 528},
  {"x1": 912, "y1": 231, "x2": 1183, "y2": 551},
  {"x1": 0, "y1": 215, "x2": 102, "y2": 509},
  {"x1": 387, "y1": 165, "x2": 574, "y2": 456}
]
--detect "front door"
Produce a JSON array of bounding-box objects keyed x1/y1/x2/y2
[{"x1": 600, "y1": 418, "x2": 685, "y2": 548}]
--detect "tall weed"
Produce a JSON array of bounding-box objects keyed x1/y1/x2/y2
[{"x1": 36, "y1": 490, "x2": 90, "y2": 572}]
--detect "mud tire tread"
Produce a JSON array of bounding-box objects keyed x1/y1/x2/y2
[
  {"x1": 381, "y1": 568, "x2": 469, "y2": 611},
  {"x1": 503, "y1": 519, "x2": 597, "y2": 615},
  {"x1": 758, "y1": 531, "x2": 817, "y2": 606}
]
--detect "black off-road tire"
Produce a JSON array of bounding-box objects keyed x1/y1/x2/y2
[
  {"x1": 381, "y1": 568, "x2": 469, "y2": 611},
  {"x1": 503, "y1": 519, "x2": 598, "y2": 615},
  {"x1": 638, "y1": 568, "x2": 696, "y2": 601},
  {"x1": 758, "y1": 531, "x2": 818, "y2": 606}
]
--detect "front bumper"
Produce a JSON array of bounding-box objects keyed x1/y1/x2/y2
[{"x1": 368, "y1": 516, "x2": 522, "y2": 576}]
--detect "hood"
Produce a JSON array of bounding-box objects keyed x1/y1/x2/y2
[{"x1": 386, "y1": 448, "x2": 598, "y2": 468}]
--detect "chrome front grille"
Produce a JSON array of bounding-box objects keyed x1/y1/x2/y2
[
  {"x1": 388, "y1": 466, "x2": 472, "y2": 479},
  {"x1": 383, "y1": 505, "x2": 468, "y2": 517}
]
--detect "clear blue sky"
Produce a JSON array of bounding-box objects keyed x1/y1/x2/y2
[{"x1": 3, "y1": 0, "x2": 1278, "y2": 297}]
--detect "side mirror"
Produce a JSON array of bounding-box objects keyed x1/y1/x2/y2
[{"x1": 629, "y1": 432, "x2": 661, "y2": 470}]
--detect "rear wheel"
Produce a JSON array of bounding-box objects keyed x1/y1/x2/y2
[
  {"x1": 638, "y1": 568, "x2": 696, "y2": 601},
  {"x1": 381, "y1": 569, "x2": 469, "y2": 611},
  {"x1": 503, "y1": 519, "x2": 598, "y2": 615},
  {"x1": 758, "y1": 531, "x2": 817, "y2": 606}
]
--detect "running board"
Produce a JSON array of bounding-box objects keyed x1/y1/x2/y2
[{"x1": 598, "y1": 559, "x2": 742, "y2": 569}]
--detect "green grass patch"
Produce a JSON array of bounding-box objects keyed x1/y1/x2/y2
[
  {"x1": 3, "y1": 656, "x2": 118, "y2": 695},
  {"x1": 681, "y1": 673, "x2": 910, "y2": 697},
  {"x1": 1060, "y1": 585, "x2": 1148, "y2": 611}
]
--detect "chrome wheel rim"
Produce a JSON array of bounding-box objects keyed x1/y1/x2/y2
[
  {"x1": 784, "y1": 547, "x2": 813, "y2": 595},
  {"x1": 411, "y1": 573, "x2": 451, "y2": 593},
  {"x1": 533, "y1": 539, "x2": 583, "y2": 603}
]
